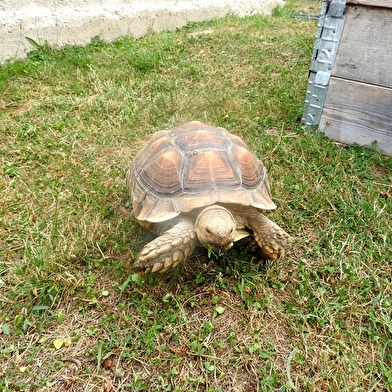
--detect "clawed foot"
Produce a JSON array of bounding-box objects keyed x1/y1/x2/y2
[
  {"x1": 131, "y1": 223, "x2": 198, "y2": 273},
  {"x1": 246, "y1": 213, "x2": 292, "y2": 260}
]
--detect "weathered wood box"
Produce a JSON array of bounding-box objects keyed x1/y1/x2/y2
[{"x1": 302, "y1": 0, "x2": 392, "y2": 156}]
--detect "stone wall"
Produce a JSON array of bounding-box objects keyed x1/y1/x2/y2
[{"x1": 0, "y1": 0, "x2": 283, "y2": 62}]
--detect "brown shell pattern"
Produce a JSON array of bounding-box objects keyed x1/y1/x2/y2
[{"x1": 127, "y1": 121, "x2": 277, "y2": 222}]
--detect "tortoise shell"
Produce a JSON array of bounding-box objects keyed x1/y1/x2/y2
[{"x1": 127, "y1": 121, "x2": 276, "y2": 223}]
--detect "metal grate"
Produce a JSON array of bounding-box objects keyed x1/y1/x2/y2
[{"x1": 302, "y1": 0, "x2": 347, "y2": 128}]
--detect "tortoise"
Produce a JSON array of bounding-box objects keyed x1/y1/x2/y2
[{"x1": 126, "y1": 121, "x2": 291, "y2": 273}]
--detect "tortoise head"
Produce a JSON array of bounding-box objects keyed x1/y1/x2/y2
[{"x1": 195, "y1": 205, "x2": 237, "y2": 253}]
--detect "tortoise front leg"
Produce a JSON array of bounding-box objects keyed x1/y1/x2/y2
[
  {"x1": 245, "y1": 213, "x2": 292, "y2": 260},
  {"x1": 132, "y1": 220, "x2": 199, "y2": 273}
]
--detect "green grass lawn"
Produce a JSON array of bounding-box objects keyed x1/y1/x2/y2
[{"x1": 1, "y1": 1, "x2": 392, "y2": 391}]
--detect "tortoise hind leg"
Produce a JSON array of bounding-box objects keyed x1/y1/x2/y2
[
  {"x1": 132, "y1": 219, "x2": 198, "y2": 273},
  {"x1": 246, "y1": 213, "x2": 291, "y2": 260}
]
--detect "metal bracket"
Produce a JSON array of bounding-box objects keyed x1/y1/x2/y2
[{"x1": 302, "y1": 0, "x2": 347, "y2": 128}]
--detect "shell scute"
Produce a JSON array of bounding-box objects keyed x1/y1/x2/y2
[
  {"x1": 184, "y1": 150, "x2": 240, "y2": 191},
  {"x1": 139, "y1": 147, "x2": 183, "y2": 196},
  {"x1": 134, "y1": 131, "x2": 172, "y2": 169},
  {"x1": 231, "y1": 144, "x2": 265, "y2": 189},
  {"x1": 175, "y1": 128, "x2": 230, "y2": 152}
]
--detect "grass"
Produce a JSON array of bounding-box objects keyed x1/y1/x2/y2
[{"x1": 1, "y1": 0, "x2": 392, "y2": 390}]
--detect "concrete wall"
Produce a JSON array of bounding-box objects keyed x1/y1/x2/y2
[{"x1": 0, "y1": 0, "x2": 283, "y2": 62}]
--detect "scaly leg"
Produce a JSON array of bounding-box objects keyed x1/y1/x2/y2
[
  {"x1": 132, "y1": 219, "x2": 199, "y2": 273},
  {"x1": 245, "y1": 213, "x2": 291, "y2": 260}
]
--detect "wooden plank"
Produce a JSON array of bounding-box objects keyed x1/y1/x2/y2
[
  {"x1": 347, "y1": 0, "x2": 392, "y2": 8},
  {"x1": 332, "y1": 5, "x2": 392, "y2": 88},
  {"x1": 319, "y1": 77, "x2": 392, "y2": 156}
]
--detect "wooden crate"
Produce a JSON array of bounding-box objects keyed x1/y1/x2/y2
[{"x1": 302, "y1": 0, "x2": 392, "y2": 156}]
